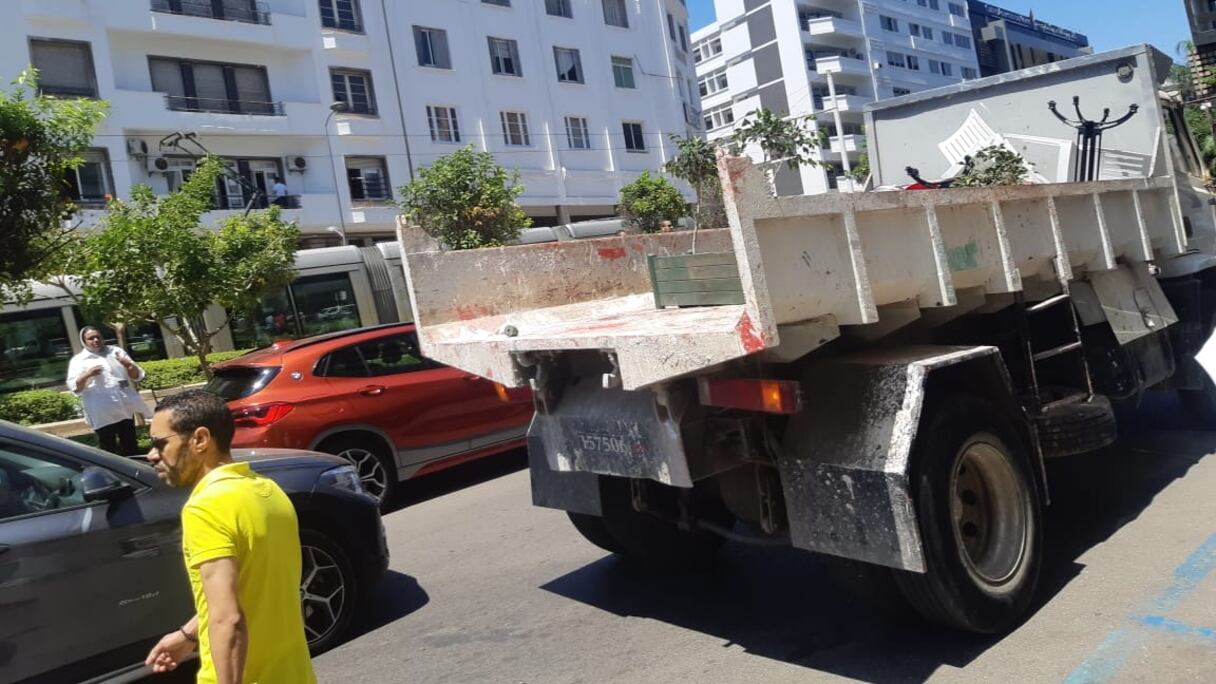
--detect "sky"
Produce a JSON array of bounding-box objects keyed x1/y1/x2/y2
[{"x1": 686, "y1": 1, "x2": 1193, "y2": 61}]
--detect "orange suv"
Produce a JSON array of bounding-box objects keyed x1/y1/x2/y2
[{"x1": 205, "y1": 324, "x2": 533, "y2": 505}]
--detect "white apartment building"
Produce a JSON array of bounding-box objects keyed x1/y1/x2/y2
[
  {"x1": 3, "y1": 0, "x2": 697, "y2": 246},
  {"x1": 692, "y1": 0, "x2": 980, "y2": 195}
]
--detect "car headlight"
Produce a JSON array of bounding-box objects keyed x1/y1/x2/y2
[{"x1": 320, "y1": 465, "x2": 365, "y2": 496}]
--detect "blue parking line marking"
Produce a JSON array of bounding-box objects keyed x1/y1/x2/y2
[
  {"x1": 1063, "y1": 532, "x2": 1216, "y2": 683},
  {"x1": 1138, "y1": 615, "x2": 1216, "y2": 642}
]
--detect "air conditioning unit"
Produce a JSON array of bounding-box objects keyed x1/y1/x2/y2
[
  {"x1": 284, "y1": 155, "x2": 308, "y2": 173},
  {"x1": 126, "y1": 138, "x2": 148, "y2": 157},
  {"x1": 146, "y1": 156, "x2": 172, "y2": 173}
]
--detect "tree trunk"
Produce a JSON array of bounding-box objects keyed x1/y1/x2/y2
[{"x1": 112, "y1": 322, "x2": 128, "y2": 351}]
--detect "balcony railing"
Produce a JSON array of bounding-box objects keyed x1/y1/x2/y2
[
  {"x1": 213, "y1": 193, "x2": 301, "y2": 210},
  {"x1": 164, "y1": 94, "x2": 284, "y2": 116},
  {"x1": 151, "y1": 0, "x2": 271, "y2": 25}
]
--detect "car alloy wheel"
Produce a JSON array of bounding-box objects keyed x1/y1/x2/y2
[
  {"x1": 300, "y1": 543, "x2": 347, "y2": 646},
  {"x1": 339, "y1": 447, "x2": 388, "y2": 502}
]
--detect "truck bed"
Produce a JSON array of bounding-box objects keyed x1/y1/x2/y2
[{"x1": 400, "y1": 158, "x2": 1184, "y2": 390}]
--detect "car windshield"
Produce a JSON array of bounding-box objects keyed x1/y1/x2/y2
[{"x1": 204, "y1": 366, "x2": 281, "y2": 401}]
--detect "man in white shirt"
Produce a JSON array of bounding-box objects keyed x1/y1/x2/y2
[
  {"x1": 272, "y1": 177, "x2": 289, "y2": 207},
  {"x1": 66, "y1": 326, "x2": 151, "y2": 456}
]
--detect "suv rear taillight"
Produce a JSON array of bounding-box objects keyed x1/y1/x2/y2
[{"x1": 231, "y1": 402, "x2": 295, "y2": 428}]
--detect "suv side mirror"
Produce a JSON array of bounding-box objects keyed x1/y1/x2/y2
[{"x1": 81, "y1": 466, "x2": 132, "y2": 502}]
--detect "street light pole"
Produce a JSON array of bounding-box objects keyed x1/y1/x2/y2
[{"x1": 324, "y1": 101, "x2": 350, "y2": 243}]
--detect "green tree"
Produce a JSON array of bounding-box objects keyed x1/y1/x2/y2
[
  {"x1": 617, "y1": 171, "x2": 690, "y2": 233},
  {"x1": 398, "y1": 145, "x2": 531, "y2": 250},
  {"x1": 0, "y1": 68, "x2": 108, "y2": 302},
  {"x1": 953, "y1": 145, "x2": 1030, "y2": 187},
  {"x1": 70, "y1": 156, "x2": 299, "y2": 372},
  {"x1": 730, "y1": 108, "x2": 825, "y2": 193},
  {"x1": 664, "y1": 134, "x2": 726, "y2": 228}
]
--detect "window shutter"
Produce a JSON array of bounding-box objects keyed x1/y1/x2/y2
[{"x1": 31, "y1": 41, "x2": 94, "y2": 95}]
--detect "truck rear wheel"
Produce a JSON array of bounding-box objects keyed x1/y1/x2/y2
[
  {"x1": 893, "y1": 396, "x2": 1042, "y2": 634},
  {"x1": 596, "y1": 477, "x2": 726, "y2": 569},
  {"x1": 566, "y1": 512, "x2": 627, "y2": 555}
]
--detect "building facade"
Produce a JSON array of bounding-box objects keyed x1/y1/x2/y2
[
  {"x1": 3, "y1": 0, "x2": 697, "y2": 245},
  {"x1": 1185, "y1": 0, "x2": 1216, "y2": 101},
  {"x1": 692, "y1": 0, "x2": 980, "y2": 196},
  {"x1": 967, "y1": 1, "x2": 1091, "y2": 77}
]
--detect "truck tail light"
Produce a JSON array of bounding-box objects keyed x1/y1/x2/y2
[
  {"x1": 494, "y1": 383, "x2": 532, "y2": 404},
  {"x1": 697, "y1": 378, "x2": 802, "y2": 415},
  {"x1": 231, "y1": 402, "x2": 295, "y2": 428}
]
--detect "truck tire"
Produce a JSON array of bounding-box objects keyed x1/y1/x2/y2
[
  {"x1": 566, "y1": 512, "x2": 627, "y2": 555},
  {"x1": 598, "y1": 477, "x2": 726, "y2": 569},
  {"x1": 1035, "y1": 394, "x2": 1117, "y2": 458},
  {"x1": 1179, "y1": 371, "x2": 1216, "y2": 427},
  {"x1": 893, "y1": 395, "x2": 1042, "y2": 634}
]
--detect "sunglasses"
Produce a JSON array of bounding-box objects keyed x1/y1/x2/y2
[{"x1": 150, "y1": 434, "x2": 178, "y2": 453}]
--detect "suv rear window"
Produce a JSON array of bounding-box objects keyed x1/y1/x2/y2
[{"x1": 204, "y1": 366, "x2": 280, "y2": 401}]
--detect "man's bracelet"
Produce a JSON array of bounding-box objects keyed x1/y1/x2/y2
[{"x1": 180, "y1": 626, "x2": 197, "y2": 642}]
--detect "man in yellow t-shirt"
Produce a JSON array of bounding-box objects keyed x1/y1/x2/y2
[{"x1": 143, "y1": 390, "x2": 315, "y2": 684}]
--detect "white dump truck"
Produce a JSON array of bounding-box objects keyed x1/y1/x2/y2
[{"x1": 397, "y1": 45, "x2": 1216, "y2": 633}]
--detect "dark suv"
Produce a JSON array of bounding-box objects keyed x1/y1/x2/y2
[{"x1": 0, "y1": 420, "x2": 388, "y2": 682}]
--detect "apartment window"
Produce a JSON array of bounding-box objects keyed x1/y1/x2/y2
[
  {"x1": 500, "y1": 111, "x2": 531, "y2": 146},
  {"x1": 940, "y1": 62, "x2": 954, "y2": 76},
  {"x1": 910, "y1": 23, "x2": 934, "y2": 39},
  {"x1": 602, "y1": 0, "x2": 628, "y2": 28},
  {"x1": 488, "y1": 37, "x2": 522, "y2": 76},
  {"x1": 149, "y1": 57, "x2": 276, "y2": 115},
  {"x1": 894, "y1": 87, "x2": 912, "y2": 96},
  {"x1": 554, "y1": 47, "x2": 584, "y2": 83},
  {"x1": 330, "y1": 69, "x2": 376, "y2": 115},
  {"x1": 929, "y1": 59, "x2": 942, "y2": 74},
  {"x1": 948, "y1": 2, "x2": 965, "y2": 16},
  {"x1": 483, "y1": 0, "x2": 510, "y2": 5},
  {"x1": 943, "y1": 32, "x2": 954, "y2": 46},
  {"x1": 887, "y1": 51, "x2": 907, "y2": 69},
  {"x1": 909, "y1": 23, "x2": 921, "y2": 37},
  {"x1": 413, "y1": 26, "x2": 451, "y2": 68},
  {"x1": 29, "y1": 39, "x2": 97, "y2": 98},
  {"x1": 962, "y1": 66, "x2": 978, "y2": 79},
  {"x1": 545, "y1": 0, "x2": 572, "y2": 17},
  {"x1": 698, "y1": 68, "x2": 728, "y2": 96},
  {"x1": 907, "y1": 55, "x2": 920, "y2": 70},
  {"x1": 346, "y1": 157, "x2": 390, "y2": 203},
  {"x1": 880, "y1": 15, "x2": 899, "y2": 32},
  {"x1": 622, "y1": 122, "x2": 646, "y2": 152},
  {"x1": 952, "y1": 33, "x2": 971, "y2": 49},
  {"x1": 319, "y1": 0, "x2": 362, "y2": 32},
  {"x1": 694, "y1": 36, "x2": 723, "y2": 63},
  {"x1": 426, "y1": 106, "x2": 460, "y2": 143},
  {"x1": 679, "y1": 25, "x2": 688, "y2": 52},
  {"x1": 667, "y1": 13, "x2": 677, "y2": 40},
  {"x1": 703, "y1": 104, "x2": 734, "y2": 131},
  {"x1": 65, "y1": 148, "x2": 113, "y2": 207},
  {"x1": 565, "y1": 116, "x2": 591, "y2": 149},
  {"x1": 611, "y1": 56, "x2": 636, "y2": 88}
]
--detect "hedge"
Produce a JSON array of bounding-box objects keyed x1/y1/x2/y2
[
  {"x1": 0, "y1": 389, "x2": 81, "y2": 426},
  {"x1": 0, "y1": 350, "x2": 251, "y2": 425},
  {"x1": 140, "y1": 350, "x2": 251, "y2": 390}
]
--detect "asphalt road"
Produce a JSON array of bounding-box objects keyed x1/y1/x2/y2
[{"x1": 310, "y1": 393, "x2": 1216, "y2": 683}]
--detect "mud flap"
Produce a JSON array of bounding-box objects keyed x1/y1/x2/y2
[
  {"x1": 778, "y1": 345, "x2": 1023, "y2": 573},
  {"x1": 528, "y1": 432, "x2": 603, "y2": 516}
]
